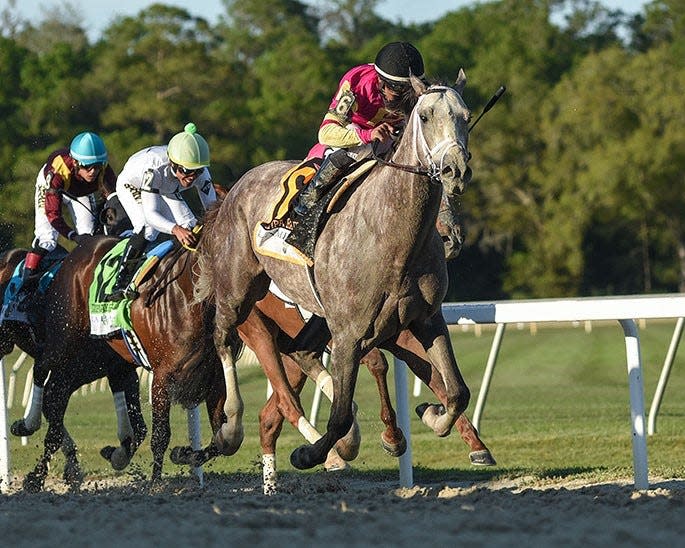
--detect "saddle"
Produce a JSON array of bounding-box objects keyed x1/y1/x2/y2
[
  {"x1": 0, "y1": 247, "x2": 69, "y2": 326},
  {"x1": 254, "y1": 158, "x2": 377, "y2": 266}
]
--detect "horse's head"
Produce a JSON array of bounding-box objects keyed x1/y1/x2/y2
[
  {"x1": 99, "y1": 195, "x2": 133, "y2": 237},
  {"x1": 403, "y1": 71, "x2": 472, "y2": 198}
]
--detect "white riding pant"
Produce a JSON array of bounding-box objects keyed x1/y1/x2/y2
[{"x1": 33, "y1": 175, "x2": 96, "y2": 252}]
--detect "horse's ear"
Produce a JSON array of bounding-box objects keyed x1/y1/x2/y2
[
  {"x1": 410, "y1": 73, "x2": 427, "y2": 95},
  {"x1": 454, "y1": 68, "x2": 467, "y2": 95}
]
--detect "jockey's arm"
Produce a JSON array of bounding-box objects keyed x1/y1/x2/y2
[
  {"x1": 44, "y1": 183, "x2": 73, "y2": 239},
  {"x1": 140, "y1": 189, "x2": 185, "y2": 235}
]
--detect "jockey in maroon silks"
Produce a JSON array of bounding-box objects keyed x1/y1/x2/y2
[
  {"x1": 24, "y1": 131, "x2": 117, "y2": 282},
  {"x1": 289, "y1": 41, "x2": 426, "y2": 223}
]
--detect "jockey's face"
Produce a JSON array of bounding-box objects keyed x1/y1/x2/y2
[
  {"x1": 76, "y1": 163, "x2": 103, "y2": 183},
  {"x1": 172, "y1": 163, "x2": 202, "y2": 187}
]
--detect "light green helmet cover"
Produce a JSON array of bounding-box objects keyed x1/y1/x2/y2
[{"x1": 167, "y1": 122, "x2": 210, "y2": 169}]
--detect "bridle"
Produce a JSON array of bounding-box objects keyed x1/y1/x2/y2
[{"x1": 371, "y1": 86, "x2": 470, "y2": 184}]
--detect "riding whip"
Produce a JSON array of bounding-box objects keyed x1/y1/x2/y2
[{"x1": 469, "y1": 85, "x2": 506, "y2": 133}]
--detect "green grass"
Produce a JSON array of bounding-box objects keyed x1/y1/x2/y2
[{"x1": 3, "y1": 320, "x2": 685, "y2": 484}]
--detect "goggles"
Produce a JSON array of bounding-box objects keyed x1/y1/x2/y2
[
  {"x1": 77, "y1": 162, "x2": 105, "y2": 172},
  {"x1": 380, "y1": 77, "x2": 409, "y2": 94},
  {"x1": 172, "y1": 162, "x2": 203, "y2": 177}
]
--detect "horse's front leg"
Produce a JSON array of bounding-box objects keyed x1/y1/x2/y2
[
  {"x1": 290, "y1": 340, "x2": 360, "y2": 470},
  {"x1": 23, "y1": 380, "x2": 70, "y2": 492},
  {"x1": 389, "y1": 330, "x2": 496, "y2": 465},
  {"x1": 408, "y1": 312, "x2": 470, "y2": 437},
  {"x1": 360, "y1": 348, "x2": 406, "y2": 457}
]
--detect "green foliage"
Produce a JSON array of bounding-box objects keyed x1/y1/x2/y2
[{"x1": 0, "y1": 0, "x2": 683, "y2": 299}]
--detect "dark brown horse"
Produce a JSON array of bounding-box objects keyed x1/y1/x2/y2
[
  {"x1": 0, "y1": 247, "x2": 147, "y2": 491},
  {"x1": 48, "y1": 236, "x2": 230, "y2": 482},
  {"x1": 196, "y1": 74, "x2": 475, "y2": 471}
]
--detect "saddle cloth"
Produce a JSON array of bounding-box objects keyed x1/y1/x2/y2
[
  {"x1": 253, "y1": 158, "x2": 376, "y2": 266},
  {"x1": 88, "y1": 238, "x2": 175, "y2": 338},
  {"x1": 0, "y1": 250, "x2": 67, "y2": 324}
]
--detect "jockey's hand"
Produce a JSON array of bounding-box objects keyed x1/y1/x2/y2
[
  {"x1": 371, "y1": 122, "x2": 396, "y2": 143},
  {"x1": 172, "y1": 225, "x2": 198, "y2": 248}
]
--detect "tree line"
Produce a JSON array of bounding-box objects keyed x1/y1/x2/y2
[{"x1": 0, "y1": 0, "x2": 683, "y2": 301}]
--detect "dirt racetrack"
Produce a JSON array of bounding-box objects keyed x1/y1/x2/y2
[{"x1": 1, "y1": 472, "x2": 684, "y2": 547}]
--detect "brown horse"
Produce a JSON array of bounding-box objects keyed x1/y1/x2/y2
[
  {"x1": 196, "y1": 74, "x2": 475, "y2": 471},
  {"x1": 245, "y1": 288, "x2": 494, "y2": 492},
  {"x1": 0, "y1": 247, "x2": 147, "y2": 491}
]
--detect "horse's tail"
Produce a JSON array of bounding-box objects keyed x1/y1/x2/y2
[{"x1": 193, "y1": 196, "x2": 224, "y2": 305}]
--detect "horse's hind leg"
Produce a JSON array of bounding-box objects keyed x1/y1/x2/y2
[
  {"x1": 389, "y1": 330, "x2": 496, "y2": 466},
  {"x1": 360, "y1": 348, "x2": 406, "y2": 457}
]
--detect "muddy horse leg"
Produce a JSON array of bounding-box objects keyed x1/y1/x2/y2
[
  {"x1": 149, "y1": 372, "x2": 173, "y2": 482},
  {"x1": 23, "y1": 376, "x2": 71, "y2": 492},
  {"x1": 170, "y1": 359, "x2": 228, "y2": 470}
]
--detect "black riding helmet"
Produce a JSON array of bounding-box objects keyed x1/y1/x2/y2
[{"x1": 374, "y1": 41, "x2": 425, "y2": 90}]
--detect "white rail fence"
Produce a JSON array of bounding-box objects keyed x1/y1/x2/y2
[
  {"x1": 393, "y1": 294, "x2": 685, "y2": 491},
  {"x1": 2, "y1": 294, "x2": 683, "y2": 492}
]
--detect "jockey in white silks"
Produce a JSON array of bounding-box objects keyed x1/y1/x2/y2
[{"x1": 107, "y1": 122, "x2": 216, "y2": 301}]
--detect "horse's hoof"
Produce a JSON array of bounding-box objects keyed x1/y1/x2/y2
[
  {"x1": 110, "y1": 447, "x2": 131, "y2": 471},
  {"x1": 214, "y1": 424, "x2": 243, "y2": 456},
  {"x1": 415, "y1": 402, "x2": 445, "y2": 420},
  {"x1": 290, "y1": 445, "x2": 320, "y2": 470},
  {"x1": 324, "y1": 450, "x2": 350, "y2": 472},
  {"x1": 63, "y1": 463, "x2": 84, "y2": 487},
  {"x1": 100, "y1": 446, "x2": 116, "y2": 461},
  {"x1": 469, "y1": 450, "x2": 496, "y2": 466},
  {"x1": 170, "y1": 446, "x2": 194, "y2": 465},
  {"x1": 10, "y1": 419, "x2": 39, "y2": 437},
  {"x1": 381, "y1": 431, "x2": 407, "y2": 458},
  {"x1": 335, "y1": 421, "x2": 361, "y2": 462},
  {"x1": 23, "y1": 471, "x2": 44, "y2": 493}
]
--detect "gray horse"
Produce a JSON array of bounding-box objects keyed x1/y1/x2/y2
[{"x1": 196, "y1": 72, "x2": 474, "y2": 470}]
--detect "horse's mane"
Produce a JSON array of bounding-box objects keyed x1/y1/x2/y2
[{"x1": 193, "y1": 195, "x2": 224, "y2": 305}]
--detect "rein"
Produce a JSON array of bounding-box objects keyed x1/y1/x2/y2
[{"x1": 371, "y1": 86, "x2": 468, "y2": 184}]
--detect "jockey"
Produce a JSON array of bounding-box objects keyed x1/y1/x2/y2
[
  {"x1": 289, "y1": 41, "x2": 426, "y2": 222},
  {"x1": 24, "y1": 131, "x2": 115, "y2": 282},
  {"x1": 107, "y1": 122, "x2": 216, "y2": 301}
]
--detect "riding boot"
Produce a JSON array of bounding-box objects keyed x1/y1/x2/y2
[
  {"x1": 291, "y1": 150, "x2": 355, "y2": 221},
  {"x1": 106, "y1": 236, "x2": 146, "y2": 302},
  {"x1": 21, "y1": 250, "x2": 46, "y2": 291}
]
